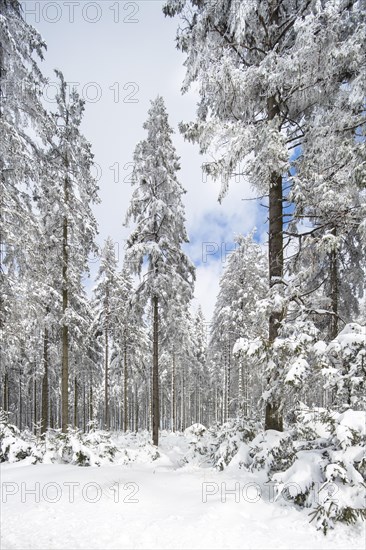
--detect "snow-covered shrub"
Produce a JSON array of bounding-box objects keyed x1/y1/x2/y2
[
  {"x1": 320, "y1": 323, "x2": 366, "y2": 411},
  {"x1": 100, "y1": 430, "x2": 162, "y2": 465},
  {"x1": 181, "y1": 417, "x2": 261, "y2": 471},
  {"x1": 182, "y1": 423, "x2": 212, "y2": 466},
  {"x1": 210, "y1": 417, "x2": 259, "y2": 471},
  {"x1": 271, "y1": 406, "x2": 366, "y2": 533},
  {"x1": 0, "y1": 410, "x2": 34, "y2": 463},
  {"x1": 83, "y1": 426, "x2": 119, "y2": 462},
  {"x1": 30, "y1": 427, "x2": 119, "y2": 466},
  {"x1": 247, "y1": 429, "x2": 296, "y2": 473}
]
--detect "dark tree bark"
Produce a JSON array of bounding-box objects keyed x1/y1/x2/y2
[
  {"x1": 61, "y1": 174, "x2": 69, "y2": 433},
  {"x1": 73, "y1": 376, "x2": 78, "y2": 428},
  {"x1": 104, "y1": 321, "x2": 109, "y2": 430},
  {"x1": 152, "y1": 295, "x2": 159, "y2": 446},
  {"x1": 265, "y1": 95, "x2": 284, "y2": 432},
  {"x1": 83, "y1": 382, "x2": 86, "y2": 432},
  {"x1": 134, "y1": 382, "x2": 138, "y2": 432},
  {"x1": 89, "y1": 383, "x2": 93, "y2": 427},
  {"x1": 33, "y1": 377, "x2": 37, "y2": 434},
  {"x1": 18, "y1": 370, "x2": 22, "y2": 430},
  {"x1": 329, "y1": 226, "x2": 339, "y2": 340},
  {"x1": 41, "y1": 327, "x2": 49, "y2": 434},
  {"x1": 123, "y1": 342, "x2": 128, "y2": 431},
  {"x1": 50, "y1": 398, "x2": 54, "y2": 429},
  {"x1": 3, "y1": 373, "x2": 9, "y2": 412},
  {"x1": 171, "y1": 352, "x2": 176, "y2": 432}
]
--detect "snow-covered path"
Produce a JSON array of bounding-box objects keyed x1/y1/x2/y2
[{"x1": 1, "y1": 458, "x2": 364, "y2": 550}]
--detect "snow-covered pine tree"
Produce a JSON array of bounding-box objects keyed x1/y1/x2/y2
[
  {"x1": 209, "y1": 233, "x2": 267, "y2": 420},
  {"x1": 288, "y1": 87, "x2": 366, "y2": 339},
  {"x1": 125, "y1": 96, "x2": 195, "y2": 445},
  {"x1": 163, "y1": 0, "x2": 365, "y2": 430},
  {"x1": 92, "y1": 237, "x2": 120, "y2": 429},
  {"x1": 0, "y1": 0, "x2": 48, "y2": 419},
  {"x1": 112, "y1": 264, "x2": 134, "y2": 432},
  {"x1": 192, "y1": 306, "x2": 209, "y2": 425},
  {"x1": 42, "y1": 70, "x2": 99, "y2": 432}
]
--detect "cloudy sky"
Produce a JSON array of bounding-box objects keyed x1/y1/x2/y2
[{"x1": 22, "y1": 0, "x2": 266, "y2": 320}]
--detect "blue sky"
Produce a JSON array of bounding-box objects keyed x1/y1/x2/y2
[{"x1": 21, "y1": 0, "x2": 266, "y2": 320}]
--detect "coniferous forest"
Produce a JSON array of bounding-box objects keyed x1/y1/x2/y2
[{"x1": 1, "y1": 1, "x2": 365, "y2": 549}]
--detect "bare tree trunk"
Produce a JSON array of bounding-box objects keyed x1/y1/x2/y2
[
  {"x1": 152, "y1": 296, "x2": 159, "y2": 445},
  {"x1": 123, "y1": 343, "x2": 128, "y2": 431},
  {"x1": 329, "y1": 226, "x2": 339, "y2": 340},
  {"x1": 134, "y1": 382, "x2": 138, "y2": 432},
  {"x1": 18, "y1": 371, "x2": 22, "y2": 430},
  {"x1": 215, "y1": 386, "x2": 218, "y2": 425},
  {"x1": 89, "y1": 383, "x2": 93, "y2": 427},
  {"x1": 120, "y1": 377, "x2": 123, "y2": 430},
  {"x1": 61, "y1": 175, "x2": 69, "y2": 433},
  {"x1": 148, "y1": 368, "x2": 152, "y2": 432},
  {"x1": 171, "y1": 352, "x2": 176, "y2": 431},
  {"x1": 3, "y1": 372, "x2": 9, "y2": 412},
  {"x1": 104, "y1": 321, "x2": 109, "y2": 430},
  {"x1": 223, "y1": 344, "x2": 228, "y2": 423},
  {"x1": 73, "y1": 376, "x2": 78, "y2": 428},
  {"x1": 50, "y1": 398, "x2": 54, "y2": 429},
  {"x1": 227, "y1": 341, "x2": 231, "y2": 419},
  {"x1": 41, "y1": 327, "x2": 49, "y2": 434},
  {"x1": 238, "y1": 357, "x2": 243, "y2": 414},
  {"x1": 33, "y1": 377, "x2": 37, "y2": 434},
  {"x1": 264, "y1": 94, "x2": 284, "y2": 432},
  {"x1": 83, "y1": 382, "x2": 86, "y2": 432}
]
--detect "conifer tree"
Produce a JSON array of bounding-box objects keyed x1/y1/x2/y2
[
  {"x1": 125, "y1": 96, "x2": 195, "y2": 445},
  {"x1": 164, "y1": 0, "x2": 365, "y2": 429}
]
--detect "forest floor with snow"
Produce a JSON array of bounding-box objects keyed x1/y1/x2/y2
[{"x1": 1, "y1": 431, "x2": 365, "y2": 550}]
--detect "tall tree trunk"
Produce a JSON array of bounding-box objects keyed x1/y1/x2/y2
[
  {"x1": 227, "y1": 341, "x2": 231, "y2": 419},
  {"x1": 264, "y1": 94, "x2": 284, "y2": 432},
  {"x1": 152, "y1": 296, "x2": 159, "y2": 446},
  {"x1": 50, "y1": 398, "x2": 54, "y2": 429},
  {"x1": 180, "y1": 366, "x2": 185, "y2": 431},
  {"x1": 61, "y1": 175, "x2": 69, "y2": 433},
  {"x1": 89, "y1": 383, "x2": 93, "y2": 428},
  {"x1": 18, "y1": 371, "x2": 22, "y2": 430},
  {"x1": 134, "y1": 382, "x2": 138, "y2": 432},
  {"x1": 171, "y1": 352, "x2": 176, "y2": 431},
  {"x1": 83, "y1": 382, "x2": 86, "y2": 432},
  {"x1": 148, "y1": 366, "x2": 152, "y2": 432},
  {"x1": 238, "y1": 357, "x2": 243, "y2": 414},
  {"x1": 329, "y1": 226, "x2": 339, "y2": 340},
  {"x1": 3, "y1": 372, "x2": 8, "y2": 412},
  {"x1": 33, "y1": 377, "x2": 37, "y2": 434},
  {"x1": 215, "y1": 386, "x2": 218, "y2": 425},
  {"x1": 223, "y1": 343, "x2": 228, "y2": 423},
  {"x1": 104, "y1": 321, "x2": 109, "y2": 430},
  {"x1": 41, "y1": 327, "x2": 49, "y2": 434},
  {"x1": 73, "y1": 376, "x2": 78, "y2": 428},
  {"x1": 123, "y1": 343, "x2": 128, "y2": 431}
]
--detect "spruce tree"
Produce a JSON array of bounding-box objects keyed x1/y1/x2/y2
[
  {"x1": 42, "y1": 70, "x2": 99, "y2": 432},
  {"x1": 164, "y1": 0, "x2": 365, "y2": 430},
  {"x1": 125, "y1": 96, "x2": 195, "y2": 445}
]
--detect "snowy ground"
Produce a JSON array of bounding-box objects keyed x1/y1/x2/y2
[{"x1": 1, "y1": 433, "x2": 365, "y2": 550}]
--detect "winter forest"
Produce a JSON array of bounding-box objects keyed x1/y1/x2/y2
[{"x1": 1, "y1": 1, "x2": 365, "y2": 549}]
